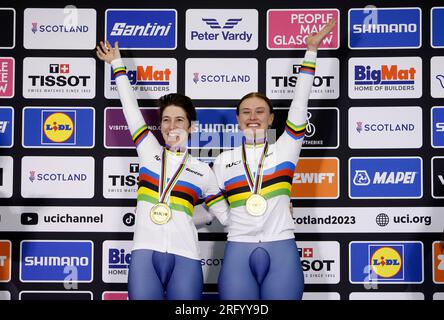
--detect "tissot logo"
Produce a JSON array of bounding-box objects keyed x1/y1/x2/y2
[{"x1": 103, "y1": 157, "x2": 139, "y2": 199}]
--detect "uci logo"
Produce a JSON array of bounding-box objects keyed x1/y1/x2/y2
[
  {"x1": 43, "y1": 112, "x2": 74, "y2": 143},
  {"x1": 370, "y1": 246, "x2": 402, "y2": 278}
]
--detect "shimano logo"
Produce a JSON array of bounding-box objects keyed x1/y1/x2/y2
[
  {"x1": 24, "y1": 256, "x2": 89, "y2": 266},
  {"x1": 353, "y1": 23, "x2": 417, "y2": 34},
  {"x1": 110, "y1": 22, "x2": 172, "y2": 37},
  {"x1": 185, "y1": 167, "x2": 203, "y2": 176},
  {"x1": 198, "y1": 123, "x2": 239, "y2": 133},
  {"x1": 0, "y1": 121, "x2": 8, "y2": 133}
]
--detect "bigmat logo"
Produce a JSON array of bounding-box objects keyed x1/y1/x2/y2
[
  {"x1": 103, "y1": 157, "x2": 139, "y2": 199},
  {"x1": 104, "y1": 58, "x2": 177, "y2": 99},
  {"x1": 348, "y1": 57, "x2": 422, "y2": 99},
  {"x1": 0, "y1": 156, "x2": 13, "y2": 198},
  {"x1": 348, "y1": 7, "x2": 421, "y2": 49},
  {"x1": 0, "y1": 57, "x2": 14, "y2": 98},
  {"x1": 302, "y1": 292, "x2": 340, "y2": 300},
  {"x1": 431, "y1": 57, "x2": 444, "y2": 98},
  {"x1": 432, "y1": 107, "x2": 444, "y2": 148},
  {"x1": 432, "y1": 157, "x2": 444, "y2": 199},
  {"x1": 349, "y1": 157, "x2": 422, "y2": 199},
  {"x1": 20, "y1": 240, "x2": 93, "y2": 283},
  {"x1": 266, "y1": 58, "x2": 339, "y2": 99},
  {"x1": 0, "y1": 240, "x2": 11, "y2": 282},
  {"x1": 104, "y1": 107, "x2": 163, "y2": 148},
  {"x1": 348, "y1": 106, "x2": 422, "y2": 149},
  {"x1": 267, "y1": 9, "x2": 339, "y2": 50},
  {"x1": 297, "y1": 241, "x2": 340, "y2": 284},
  {"x1": 23, "y1": 58, "x2": 95, "y2": 99},
  {"x1": 291, "y1": 157, "x2": 339, "y2": 199},
  {"x1": 186, "y1": 9, "x2": 258, "y2": 50},
  {"x1": 0, "y1": 8, "x2": 15, "y2": 49},
  {"x1": 19, "y1": 291, "x2": 93, "y2": 300},
  {"x1": 21, "y1": 156, "x2": 94, "y2": 198},
  {"x1": 0, "y1": 107, "x2": 13, "y2": 147},
  {"x1": 23, "y1": 8, "x2": 96, "y2": 49},
  {"x1": 102, "y1": 241, "x2": 132, "y2": 283},
  {"x1": 105, "y1": 9, "x2": 177, "y2": 49},
  {"x1": 349, "y1": 241, "x2": 423, "y2": 284},
  {"x1": 431, "y1": 7, "x2": 444, "y2": 48},
  {"x1": 23, "y1": 107, "x2": 94, "y2": 148},
  {"x1": 186, "y1": 58, "x2": 258, "y2": 99},
  {"x1": 349, "y1": 292, "x2": 424, "y2": 300},
  {"x1": 433, "y1": 241, "x2": 444, "y2": 283}
]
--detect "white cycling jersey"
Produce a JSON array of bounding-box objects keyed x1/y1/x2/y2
[
  {"x1": 212, "y1": 50, "x2": 317, "y2": 243},
  {"x1": 111, "y1": 58, "x2": 228, "y2": 260}
]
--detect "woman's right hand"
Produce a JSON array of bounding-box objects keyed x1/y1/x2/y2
[{"x1": 96, "y1": 40, "x2": 121, "y2": 64}]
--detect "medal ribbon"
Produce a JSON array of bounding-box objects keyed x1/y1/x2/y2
[
  {"x1": 241, "y1": 141, "x2": 269, "y2": 195},
  {"x1": 159, "y1": 148, "x2": 189, "y2": 203}
]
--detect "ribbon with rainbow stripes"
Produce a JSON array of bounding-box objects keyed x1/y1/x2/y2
[
  {"x1": 241, "y1": 141, "x2": 269, "y2": 195},
  {"x1": 158, "y1": 148, "x2": 189, "y2": 204}
]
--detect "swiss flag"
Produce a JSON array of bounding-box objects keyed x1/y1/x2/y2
[{"x1": 303, "y1": 247, "x2": 313, "y2": 258}]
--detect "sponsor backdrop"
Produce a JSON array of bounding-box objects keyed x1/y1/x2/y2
[{"x1": 0, "y1": 0, "x2": 442, "y2": 301}]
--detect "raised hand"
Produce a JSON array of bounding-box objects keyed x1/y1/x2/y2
[
  {"x1": 306, "y1": 19, "x2": 337, "y2": 52},
  {"x1": 96, "y1": 40, "x2": 121, "y2": 64}
]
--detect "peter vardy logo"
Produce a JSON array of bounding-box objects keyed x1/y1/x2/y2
[
  {"x1": 349, "y1": 7, "x2": 421, "y2": 49},
  {"x1": 20, "y1": 240, "x2": 93, "y2": 282},
  {"x1": 106, "y1": 9, "x2": 177, "y2": 49},
  {"x1": 349, "y1": 157, "x2": 422, "y2": 198},
  {"x1": 349, "y1": 242, "x2": 423, "y2": 283},
  {"x1": 186, "y1": 9, "x2": 258, "y2": 50},
  {"x1": 23, "y1": 107, "x2": 94, "y2": 148}
]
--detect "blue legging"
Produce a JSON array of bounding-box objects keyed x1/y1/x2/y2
[
  {"x1": 128, "y1": 249, "x2": 203, "y2": 300},
  {"x1": 218, "y1": 239, "x2": 304, "y2": 300}
]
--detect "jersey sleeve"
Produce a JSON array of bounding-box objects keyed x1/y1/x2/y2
[
  {"x1": 110, "y1": 58, "x2": 161, "y2": 156},
  {"x1": 276, "y1": 50, "x2": 317, "y2": 159},
  {"x1": 201, "y1": 163, "x2": 229, "y2": 226}
]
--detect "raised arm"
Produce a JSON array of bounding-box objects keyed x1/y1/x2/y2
[
  {"x1": 96, "y1": 41, "x2": 157, "y2": 148},
  {"x1": 284, "y1": 19, "x2": 337, "y2": 143}
]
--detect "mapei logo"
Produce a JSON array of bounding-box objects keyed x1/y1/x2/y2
[
  {"x1": 0, "y1": 107, "x2": 13, "y2": 147},
  {"x1": 433, "y1": 241, "x2": 444, "y2": 283},
  {"x1": 349, "y1": 241, "x2": 423, "y2": 284},
  {"x1": 432, "y1": 107, "x2": 444, "y2": 148},
  {"x1": 106, "y1": 9, "x2": 177, "y2": 49},
  {"x1": 349, "y1": 157, "x2": 422, "y2": 198},
  {"x1": 22, "y1": 107, "x2": 94, "y2": 148},
  {"x1": 348, "y1": 57, "x2": 422, "y2": 99},
  {"x1": 0, "y1": 240, "x2": 11, "y2": 282},
  {"x1": 20, "y1": 240, "x2": 93, "y2": 282},
  {"x1": 186, "y1": 9, "x2": 258, "y2": 50},
  {"x1": 348, "y1": 7, "x2": 421, "y2": 49}
]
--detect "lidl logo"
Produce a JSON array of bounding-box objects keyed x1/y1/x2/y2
[
  {"x1": 349, "y1": 241, "x2": 423, "y2": 283},
  {"x1": 349, "y1": 157, "x2": 422, "y2": 198},
  {"x1": 23, "y1": 107, "x2": 94, "y2": 148},
  {"x1": 349, "y1": 8, "x2": 421, "y2": 49}
]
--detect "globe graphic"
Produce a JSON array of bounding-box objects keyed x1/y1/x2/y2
[{"x1": 376, "y1": 213, "x2": 390, "y2": 227}]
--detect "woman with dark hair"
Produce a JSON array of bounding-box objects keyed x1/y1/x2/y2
[
  {"x1": 211, "y1": 19, "x2": 337, "y2": 300},
  {"x1": 96, "y1": 41, "x2": 228, "y2": 300}
]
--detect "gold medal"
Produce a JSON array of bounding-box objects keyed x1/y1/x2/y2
[
  {"x1": 150, "y1": 202, "x2": 172, "y2": 225},
  {"x1": 245, "y1": 194, "x2": 267, "y2": 216}
]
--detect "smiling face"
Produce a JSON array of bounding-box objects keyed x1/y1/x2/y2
[
  {"x1": 160, "y1": 105, "x2": 192, "y2": 148},
  {"x1": 237, "y1": 96, "x2": 274, "y2": 137}
]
